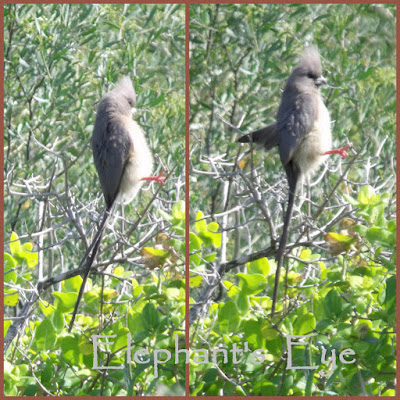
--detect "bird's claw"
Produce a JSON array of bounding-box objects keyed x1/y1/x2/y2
[
  {"x1": 154, "y1": 170, "x2": 167, "y2": 185},
  {"x1": 325, "y1": 143, "x2": 353, "y2": 159},
  {"x1": 141, "y1": 169, "x2": 167, "y2": 185},
  {"x1": 338, "y1": 143, "x2": 353, "y2": 159}
]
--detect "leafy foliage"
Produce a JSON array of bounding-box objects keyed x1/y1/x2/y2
[
  {"x1": 189, "y1": 4, "x2": 395, "y2": 396},
  {"x1": 4, "y1": 4, "x2": 185, "y2": 396}
]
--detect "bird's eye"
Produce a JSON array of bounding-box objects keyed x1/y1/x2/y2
[{"x1": 307, "y1": 72, "x2": 315, "y2": 79}]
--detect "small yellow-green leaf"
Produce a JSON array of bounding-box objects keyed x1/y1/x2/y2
[
  {"x1": 113, "y1": 266, "x2": 124, "y2": 277},
  {"x1": 358, "y1": 185, "x2": 377, "y2": 205},
  {"x1": 53, "y1": 292, "x2": 78, "y2": 313},
  {"x1": 325, "y1": 232, "x2": 354, "y2": 243},
  {"x1": 195, "y1": 211, "x2": 207, "y2": 233},
  {"x1": 39, "y1": 300, "x2": 56, "y2": 318},
  {"x1": 166, "y1": 287, "x2": 180, "y2": 300},
  {"x1": 9, "y1": 232, "x2": 21, "y2": 255},
  {"x1": 348, "y1": 275, "x2": 363, "y2": 289},
  {"x1": 172, "y1": 200, "x2": 185, "y2": 220},
  {"x1": 23, "y1": 242, "x2": 33, "y2": 252},
  {"x1": 133, "y1": 285, "x2": 143, "y2": 297},
  {"x1": 189, "y1": 275, "x2": 202, "y2": 287},
  {"x1": 248, "y1": 258, "x2": 270, "y2": 276},
  {"x1": 293, "y1": 313, "x2": 316, "y2": 335},
  {"x1": 4, "y1": 290, "x2": 19, "y2": 306},
  {"x1": 207, "y1": 221, "x2": 219, "y2": 232},
  {"x1": 63, "y1": 275, "x2": 83, "y2": 293},
  {"x1": 189, "y1": 232, "x2": 202, "y2": 250},
  {"x1": 237, "y1": 273, "x2": 267, "y2": 295}
]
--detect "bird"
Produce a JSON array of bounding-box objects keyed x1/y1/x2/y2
[
  {"x1": 238, "y1": 47, "x2": 351, "y2": 317},
  {"x1": 68, "y1": 76, "x2": 165, "y2": 332}
]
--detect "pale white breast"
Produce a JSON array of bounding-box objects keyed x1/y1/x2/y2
[
  {"x1": 117, "y1": 118, "x2": 154, "y2": 204},
  {"x1": 293, "y1": 96, "x2": 332, "y2": 179}
]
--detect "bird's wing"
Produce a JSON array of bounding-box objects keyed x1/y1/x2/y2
[
  {"x1": 277, "y1": 92, "x2": 318, "y2": 167},
  {"x1": 238, "y1": 123, "x2": 278, "y2": 151},
  {"x1": 92, "y1": 120, "x2": 133, "y2": 209}
]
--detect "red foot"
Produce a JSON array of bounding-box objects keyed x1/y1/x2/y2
[
  {"x1": 141, "y1": 169, "x2": 166, "y2": 185},
  {"x1": 324, "y1": 143, "x2": 353, "y2": 159}
]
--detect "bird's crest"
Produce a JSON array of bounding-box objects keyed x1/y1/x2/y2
[
  {"x1": 296, "y1": 46, "x2": 322, "y2": 77},
  {"x1": 114, "y1": 76, "x2": 135, "y2": 95}
]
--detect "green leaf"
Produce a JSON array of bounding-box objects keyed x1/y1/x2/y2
[
  {"x1": 189, "y1": 232, "x2": 202, "y2": 266},
  {"x1": 383, "y1": 276, "x2": 396, "y2": 312},
  {"x1": 18, "y1": 249, "x2": 38, "y2": 268},
  {"x1": 198, "y1": 230, "x2": 221, "y2": 248},
  {"x1": 4, "y1": 290, "x2": 19, "y2": 306},
  {"x1": 293, "y1": 313, "x2": 316, "y2": 335},
  {"x1": 247, "y1": 257, "x2": 270, "y2": 275},
  {"x1": 171, "y1": 200, "x2": 185, "y2": 220},
  {"x1": 63, "y1": 275, "x2": 83, "y2": 293},
  {"x1": 110, "y1": 328, "x2": 130, "y2": 353},
  {"x1": 348, "y1": 275, "x2": 364, "y2": 289},
  {"x1": 358, "y1": 185, "x2": 377, "y2": 205},
  {"x1": 141, "y1": 303, "x2": 160, "y2": 330},
  {"x1": 195, "y1": 210, "x2": 207, "y2": 233},
  {"x1": 189, "y1": 275, "x2": 202, "y2": 287},
  {"x1": 343, "y1": 194, "x2": 359, "y2": 207},
  {"x1": 235, "y1": 292, "x2": 250, "y2": 313},
  {"x1": 237, "y1": 273, "x2": 267, "y2": 295},
  {"x1": 9, "y1": 232, "x2": 21, "y2": 255},
  {"x1": 224, "y1": 281, "x2": 239, "y2": 298},
  {"x1": 9, "y1": 232, "x2": 38, "y2": 268},
  {"x1": 242, "y1": 319, "x2": 264, "y2": 348},
  {"x1": 158, "y1": 209, "x2": 174, "y2": 222},
  {"x1": 189, "y1": 232, "x2": 202, "y2": 249},
  {"x1": 53, "y1": 291, "x2": 78, "y2": 313},
  {"x1": 217, "y1": 302, "x2": 240, "y2": 334},
  {"x1": 4, "y1": 253, "x2": 17, "y2": 283},
  {"x1": 366, "y1": 226, "x2": 391, "y2": 245},
  {"x1": 166, "y1": 287, "x2": 180, "y2": 300},
  {"x1": 323, "y1": 289, "x2": 344, "y2": 320},
  {"x1": 261, "y1": 321, "x2": 279, "y2": 341},
  {"x1": 34, "y1": 319, "x2": 56, "y2": 350}
]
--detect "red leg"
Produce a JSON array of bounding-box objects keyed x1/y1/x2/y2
[
  {"x1": 324, "y1": 143, "x2": 353, "y2": 159},
  {"x1": 141, "y1": 169, "x2": 166, "y2": 185}
]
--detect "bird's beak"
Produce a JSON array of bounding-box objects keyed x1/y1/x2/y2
[
  {"x1": 315, "y1": 75, "x2": 327, "y2": 87},
  {"x1": 131, "y1": 107, "x2": 137, "y2": 115}
]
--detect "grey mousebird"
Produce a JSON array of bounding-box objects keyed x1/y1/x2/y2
[
  {"x1": 92, "y1": 76, "x2": 162, "y2": 209},
  {"x1": 68, "y1": 76, "x2": 165, "y2": 332},
  {"x1": 238, "y1": 47, "x2": 351, "y2": 317}
]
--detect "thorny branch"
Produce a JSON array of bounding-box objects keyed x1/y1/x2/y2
[
  {"x1": 4, "y1": 128, "x2": 180, "y2": 351},
  {"x1": 189, "y1": 127, "x2": 370, "y2": 326}
]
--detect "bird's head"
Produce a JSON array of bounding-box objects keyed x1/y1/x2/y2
[
  {"x1": 289, "y1": 47, "x2": 327, "y2": 89},
  {"x1": 111, "y1": 76, "x2": 137, "y2": 116}
]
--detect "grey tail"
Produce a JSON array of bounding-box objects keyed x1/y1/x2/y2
[
  {"x1": 271, "y1": 161, "x2": 300, "y2": 317},
  {"x1": 68, "y1": 203, "x2": 114, "y2": 332},
  {"x1": 238, "y1": 123, "x2": 278, "y2": 152}
]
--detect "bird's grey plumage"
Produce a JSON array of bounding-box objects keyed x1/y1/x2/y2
[
  {"x1": 91, "y1": 76, "x2": 153, "y2": 209},
  {"x1": 277, "y1": 47, "x2": 331, "y2": 189},
  {"x1": 238, "y1": 47, "x2": 332, "y2": 317},
  {"x1": 239, "y1": 123, "x2": 279, "y2": 151},
  {"x1": 69, "y1": 76, "x2": 154, "y2": 332},
  {"x1": 239, "y1": 47, "x2": 331, "y2": 184}
]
